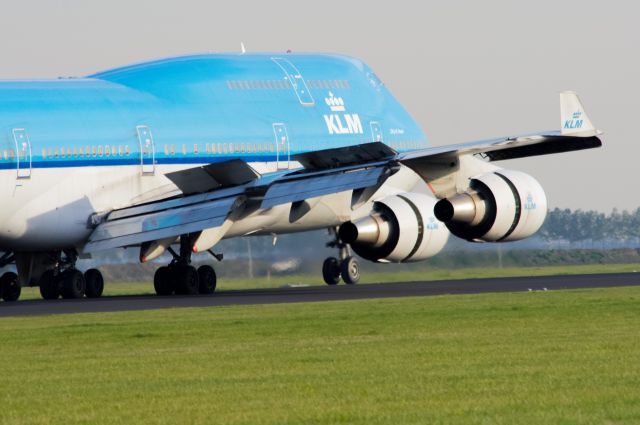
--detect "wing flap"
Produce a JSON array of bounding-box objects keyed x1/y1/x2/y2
[
  {"x1": 261, "y1": 165, "x2": 391, "y2": 209},
  {"x1": 84, "y1": 197, "x2": 237, "y2": 252}
]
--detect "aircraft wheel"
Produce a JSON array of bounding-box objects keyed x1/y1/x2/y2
[
  {"x1": 0, "y1": 272, "x2": 21, "y2": 302},
  {"x1": 175, "y1": 265, "x2": 199, "y2": 295},
  {"x1": 197, "y1": 265, "x2": 217, "y2": 294},
  {"x1": 340, "y1": 256, "x2": 360, "y2": 285},
  {"x1": 154, "y1": 266, "x2": 174, "y2": 296},
  {"x1": 39, "y1": 270, "x2": 61, "y2": 300},
  {"x1": 322, "y1": 257, "x2": 341, "y2": 285},
  {"x1": 60, "y1": 269, "x2": 86, "y2": 299},
  {"x1": 84, "y1": 269, "x2": 104, "y2": 298}
]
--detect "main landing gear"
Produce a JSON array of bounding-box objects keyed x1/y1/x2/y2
[
  {"x1": 322, "y1": 227, "x2": 360, "y2": 286},
  {"x1": 153, "y1": 235, "x2": 218, "y2": 296},
  {"x1": 0, "y1": 252, "x2": 20, "y2": 302},
  {"x1": 38, "y1": 250, "x2": 104, "y2": 300}
]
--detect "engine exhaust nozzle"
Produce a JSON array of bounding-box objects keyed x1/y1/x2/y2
[
  {"x1": 339, "y1": 214, "x2": 390, "y2": 247},
  {"x1": 434, "y1": 192, "x2": 485, "y2": 225}
]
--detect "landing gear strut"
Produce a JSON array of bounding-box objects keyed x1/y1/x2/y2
[
  {"x1": 37, "y1": 250, "x2": 105, "y2": 301},
  {"x1": 153, "y1": 234, "x2": 218, "y2": 296},
  {"x1": 322, "y1": 227, "x2": 360, "y2": 285}
]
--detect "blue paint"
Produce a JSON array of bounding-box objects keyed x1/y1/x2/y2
[{"x1": 0, "y1": 53, "x2": 428, "y2": 171}]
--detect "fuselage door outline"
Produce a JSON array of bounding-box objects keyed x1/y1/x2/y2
[
  {"x1": 370, "y1": 121, "x2": 383, "y2": 143},
  {"x1": 136, "y1": 125, "x2": 156, "y2": 175},
  {"x1": 273, "y1": 123, "x2": 290, "y2": 170},
  {"x1": 12, "y1": 128, "x2": 32, "y2": 179},
  {"x1": 271, "y1": 57, "x2": 315, "y2": 107}
]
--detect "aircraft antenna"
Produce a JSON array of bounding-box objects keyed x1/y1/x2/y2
[{"x1": 240, "y1": 42, "x2": 246, "y2": 54}]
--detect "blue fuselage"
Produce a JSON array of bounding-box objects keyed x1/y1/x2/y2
[{"x1": 0, "y1": 53, "x2": 427, "y2": 172}]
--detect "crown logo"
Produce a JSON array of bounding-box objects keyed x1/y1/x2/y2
[
  {"x1": 325, "y1": 92, "x2": 345, "y2": 112},
  {"x1": 572, "y1": 111, "x2": 582, "y2": 119}
]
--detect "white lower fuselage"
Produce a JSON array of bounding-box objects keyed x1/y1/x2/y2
[{"x1": 0, "y1": 161, "x2": 424, "y2": 252}]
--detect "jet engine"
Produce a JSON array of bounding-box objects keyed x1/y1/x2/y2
[
  {"x1": 338, "y1": 193, "x2": 449, "y2": 263},
  {"x1": 433, "y1": 170, "x2": 547, "y2": 242}
]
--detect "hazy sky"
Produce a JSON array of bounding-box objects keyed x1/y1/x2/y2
[{"x1": 1, "y1": 0, "x2": 636, "y2": 212}]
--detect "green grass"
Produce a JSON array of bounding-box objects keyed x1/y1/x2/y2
[
  {"x1": 14, "y1": 262, "x2": 640, "y2": 300},
  {"x1": 1, "y1": 286, "x2": 640, "y2": 424}
]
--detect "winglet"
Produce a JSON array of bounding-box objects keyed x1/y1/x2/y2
[{"x1": 560, "y1": 91, "x2": 599, "y2": 136}]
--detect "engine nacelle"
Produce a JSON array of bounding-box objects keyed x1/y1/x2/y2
[
  {"x1": 339, "y1": 193, "x2": 449, "y2": 263},
  {"x1": 433, "y1": 170, "x2": 547, "y2": 242}
]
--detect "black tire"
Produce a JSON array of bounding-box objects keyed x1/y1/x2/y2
[
  {"x1": 322, "y1": 257, "x2": 341, "y2": 285},
  {"x1": 175, "y1": 266, "x2": 199, "y2": 295},
  {"x1": 84, "y1": 269, "x2": 104, "y2": 298},
  {"x1": 39, "y1": 270, "x2": 61, "y2": 300},
  {"x1": 340, "y1": 256, "x2": 360, "y2": 285},
  {"x1": 197, "y1": 265, "x2": 217, "y2": 294},
  {"x1": 154, "y1": 266, "x2": 174, "y2": 296},
  {"x1": 60, "y1": 269, "x2": 86, "y2": 299},
  {"x1": 0, "y1": 272, "x2": 21, "y2": 302}
]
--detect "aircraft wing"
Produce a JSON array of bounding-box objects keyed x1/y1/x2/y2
[
  {"x1": 83, "y1": 91, "x2": 601, "y2": 253},
  {"x1": 83, "y1": 160, "x2": 396, "y2": 253}
]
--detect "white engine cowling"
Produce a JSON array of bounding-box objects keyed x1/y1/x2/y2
[
  {"x1": 338, "y1": 192, "x2": 449, "y2": 263},
  {"x1": 433, "y1": 170, "x2": 547, "y2": 242}
]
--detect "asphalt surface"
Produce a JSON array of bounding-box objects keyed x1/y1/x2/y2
[{"x1": 1, "y1": 272, "x2": 639, "y2": 317}]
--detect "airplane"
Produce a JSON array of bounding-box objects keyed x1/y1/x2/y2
[{"x1": 0, "y1": 52, "x2": 602, "y2": 302}]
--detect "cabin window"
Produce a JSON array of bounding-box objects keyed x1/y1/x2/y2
[
  {"x1": 170, "y1": 145, "x2": 175, "y2": 155},
  {"x1": 226, "y1": 81, "x2": 233, "y2": 90},
  {"x1": 205, "y1": 144, "x2": 210, "y2": 154},
  {"x1": 98, "y1": 146, "x2": 103, "y2": 156},
  {"x1": 79, "y1": 147, "x2": 84, "y2": 156},
  {"x1": 182, "y1": 144, "x2": 187, "y2": 155},
  {"x1": 125, "y1": 145, "x2": 130, "y2": 156},
  {"x1": 244, "y1": 80, "x2": 251, "y2": 90},
  {"x1": 211, "y1": 143, "x2": 216, "y2": 154},
  {"x1": 164, "y1": 145, "x2": 169, "y2": 155},
  {"x1": 105, "y1": 146, "x2": 111, "y2": 156}
]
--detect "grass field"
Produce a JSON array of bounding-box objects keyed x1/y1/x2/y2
[
  {"x1": 1, "y1": 285, "x2": 639, "y2": 424},
  {"x1": 14, "y1": 262, "x2": 640, "y2": 300}
]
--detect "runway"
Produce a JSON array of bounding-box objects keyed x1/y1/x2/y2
[{"x1": 1, "y1": 272, "x2": 639, "y2": 317}]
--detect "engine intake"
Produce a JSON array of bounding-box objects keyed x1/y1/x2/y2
[{"x1": 434, "y1": 170, "x2": 547, "y2": 242}]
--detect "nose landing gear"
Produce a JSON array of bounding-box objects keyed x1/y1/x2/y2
[{"x1": 322, "y1": 227, "x2": 360, "y2": 285}]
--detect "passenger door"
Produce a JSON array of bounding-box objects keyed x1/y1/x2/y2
[
  {"x1": 12, "y1": 128, "x2": 32, "y2": 179},
  {"x1": 136, "y1": 125, "x2": 156, "y2": 175}
]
